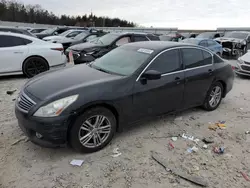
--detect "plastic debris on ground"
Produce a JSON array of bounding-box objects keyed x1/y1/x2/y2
[
  {"x1": 70, "y1": 159, "x2": 84, "y2": 167},
  {"x1": 187, "y1": 146, "x2": 199, "y2": 153},
  {"x1": 111, "y1": 148, "x2": 122, "y2": 158},
  {"x1": 202, "y1": 145, "x2": 208, "y2": 149},
  {"x1": 171, "y1": 137, "x2": 178, "y2": 142},
  {"x1": 182, "y1": 133, "x2": 194, "y2": 141},
  {"x1": 168, "y1": 142, "x2": 174, "y2": 149},
  {"x1": 241, "y1": 172, "x2": 250, "y2": 181},
  {"x1": 245, "y1": 131, "x2": 250, "y2": 134},
  {"x1": 208, "y1": 121, "x2": 226, "y2": 130},
  {"x1": 213, "y1": 147, "x2": 225, "y2": 154},
  {"x1": 6, "y1": 89, "x2": 17, "y2": 95}
]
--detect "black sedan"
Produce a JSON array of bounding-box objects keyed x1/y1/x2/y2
[
  {"x1": 65, "y1": 32, "x2": 160, "y2": 64},
  {"x1": 15, "y1": 41, "x2": 234, "y2": 153}
]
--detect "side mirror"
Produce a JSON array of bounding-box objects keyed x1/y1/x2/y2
[{"x1": 141, "y1": 70, "x2": 161, "y2": 80}]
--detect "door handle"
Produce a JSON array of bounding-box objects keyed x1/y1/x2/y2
[
  {"x1": 14, "y1": 51, "x2": 23, "y2": 54},
  {"x1": 175, "y1": 77, "x2": 181, "y2": 85}
]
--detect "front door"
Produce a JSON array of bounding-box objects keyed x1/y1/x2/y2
[
  {"x1": 0, "y1": 35, "x2": 29, "y2": 73},
  {"x1": 132, "y1": 49, "x2": 185, "y2": 120},
  {"x1": 181, "y1": 48, "x2": 214, "y2": 108}
]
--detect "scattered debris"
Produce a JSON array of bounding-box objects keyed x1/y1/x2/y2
[
  {"x1": 12, "y1": 98, "x2": 16, "y2": 101},
  {"x1": 208, "y1": 124, "x2": 218, "y2": 131},
  {"x1": 202, "y1": 145, "x2": 208, "y2": 149},
  {"x1": 213, "y1": 147, "x2": 225, "y2": 154},
  {"x1": 111, "y1": 148, "x2": 122, "y2": 158},
  {"x1": 151, "y1": 152, "x2": 208, "y2": 187},
  {"x1": 70, "y1": 159, "x2": 84, "y2": 167},
  {"x1": 240, "y1": 108, "x2": 244, "y2": 110},
  {"x1": 182, "y1": 133, "x2": 194, "y2": 141},
  {"x1": 241, "y1": 172, "x2": 250, "y2": 181},
  {"x1": 245, "y1": 131, "x2": 250, "y2": 134},
  {"x1": 202, "y1": 137, "x2": 214, "y2": 144},
  {"x1": 175, "y1": 116, "x2": 183, "y2": 121},
  {"x1": 208, "y1": 121, "x2": 226, "y2": 130},
  {"x1": 6, "y1": 89, "x2": 17, "y2": 95},
  {"x1": 171, "y1": 137, "x2": 178, "y2": 142},
  {"x1": 189, "y1": 116, "x2": 196, "y2": 120},
  {"x1": 187, "y1": 146, "x2": 199, "y2": 153},
  {"x1": 11, "y1": 136, "x2": 28, "y2": 146},
  {"x1": 168, "y1": 142, "x2": 174, "y2": 149}
]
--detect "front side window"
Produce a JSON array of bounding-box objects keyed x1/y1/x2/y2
[
  {"x1": 200, "y1": 40, "x2": 208, "y2": 47},
  {"x1": 147, "y1": 49, "x2": 181, "y2": 74},
  {"x1": 0, "y1": 35, "x2": 31, "y2": 47},
  {"x1": 207, "y1": 40, "x2": 216, "y2": 46},
  {"x1": 91, "y1": 46, "x2": 151, "y2": 76},
  {"x1": 66, "y1": 31, "x2": 82, "y2": 38},
  {"x1": 115, "y1": 37, "x2": 131, "y2": 46},
  {"x1": 133, "y1": 35, "x2": 148, "y2": 42}
]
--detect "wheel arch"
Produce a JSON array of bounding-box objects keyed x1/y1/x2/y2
[
  {"x1": 22, "y1": 55, "x2": 50, "y2": 72},
  {"x1": 216, "y1": 80, "x2": 227, "y2": 98},
  {"x1": 67, "y1": 102, "x2": 120, "y2": 140}
]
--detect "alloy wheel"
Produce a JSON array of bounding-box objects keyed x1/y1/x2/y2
[
  {"x1": 78, "y1": 115, "x2": 111, "y2": 148},
  {"x1": 209, "y1": 86, "x2": 222, "y2": 108},
  {"x1": 26, "y1": 60, "x2": 47, "y2": 76}
]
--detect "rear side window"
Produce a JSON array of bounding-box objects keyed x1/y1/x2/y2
[
  {"x1": 181, "y1": 48, "x2": 204, "y2": 69},
  {"x1": 147, "y1": 35, "x2": 160, "y2": 41},
  {"x1": 214, "y1": 54, "x2": 224, "y2": 63},
  {"x1": 207, "y1": 40, "x2": 216, "y2": 46},
  {"x1": 202, "y1": 50, "x2": 213, "y2": 65},
  {"x1": 57, "y1": 29, "x2": 68, "y2": 34},
  {"x1": 147, "y1": 49, "x2": 181, "y2": 74},
  {"x1": 133, "y1": 35, "x2": 148, "y2": 42},
  {"x1": 0, "y1": 35, "x2": 31, "y2": 47}
]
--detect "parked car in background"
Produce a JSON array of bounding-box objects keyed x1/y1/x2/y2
[
  {"x1": 234, "y1": 50, "x2": 250, "y2": 76},
  {"x1": 180, "y1": 32, "x2": 199, "y2": 39},
  {"x1": 0, "y1": 27, "x2": 37, "y2": 37},
  {"x1": 214, "y1": 31, "x2": 250, "y2": 56},
  {"x1": 36, "y1": 27, "x2": 88, "y2": 39},
  {"x1": 196, "y1": 32, "x2": 224, "y2": 39},
  {"x1": 29, "y1": 28, "x2": 47, "y2": 34},
  {"x1": 43, "y1": 30, "x2": 84, "y2": 42},
  {"x1": 0, "y1": 32, "x2": 66, "y2": 78},
  {"x1": 15, "y1": 41, "x2": 234, "y2": 153},
  {"x1": 182, "y1": 38, "x2": 223, "y2": 56},
  {"x1": 65, "y1": 32, "x2": 160, "y2": 64},
  {"x1": 57, "y1": 30, "x2": 107, "y2": 50},
  {"x1": 159, "y1": 32, "x2": 184, "y2": 42}
]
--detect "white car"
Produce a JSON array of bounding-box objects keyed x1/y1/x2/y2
[
  {"x1": 43, "y1": 30, "x2": 84, "y2": 42},
  {"x1": 0, "y1": 32, "x2": 67, "y2": 78}
]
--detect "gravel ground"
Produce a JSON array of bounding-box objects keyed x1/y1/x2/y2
[{"x1": 1, "y1": 60, "x2": 250, "y2": 188}]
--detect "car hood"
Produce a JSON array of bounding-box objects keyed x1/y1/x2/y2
[
  {"x1": 215, "y1": 37, "x2": 245, "y2": 43},
  {"x1": 25, "y1": 65, "x2": 121, "y2": 101},
  {"x1": 239, "y1": 51, "x2": 250, "y2": 62},
  {"x1": 68, "y1": 42, "x2": 104, "y2": 51}
]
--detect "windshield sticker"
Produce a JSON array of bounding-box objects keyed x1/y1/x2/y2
[{"x1": 137, "y1": 48, "x2": 154, "y2": 54}]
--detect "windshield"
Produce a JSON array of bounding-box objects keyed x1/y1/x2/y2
[
  {"x1": 91, "y1": 46, "x2": 151, "y2": 76},
  {"x1": 40, "y1": 28, "x2": 56, "y2": 34},
  {"x1": 74, "y1": 32, "x2": 89, "y2": 40},
  {"x1": 59, "y1": 30, "x2": 72, "y2": 36},
  {"x1": 196, "y1": 32, "x2": 214, "y2": 39},
  {"x1": 92, "y1": 33, "x2": 119, "y2": 45},
  {"x1": 224, "y1": 32, "x2": 248, "y2": 39}
]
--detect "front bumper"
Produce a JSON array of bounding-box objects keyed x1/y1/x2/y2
[
  {"x1": 234, "y1": 62, "x2": 250, "y2": 77},
  {"x1": 15, "y1": 104, "x2": 70, "y2": 147}
]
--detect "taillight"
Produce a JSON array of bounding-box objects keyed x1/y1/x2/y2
[{"x1": 51, "y1": 48, "x2": 64, "y2": 51}]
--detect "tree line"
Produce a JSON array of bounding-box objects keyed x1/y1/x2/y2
[{"x1": 0, "y1": 0, "x2": 135, "y2": 27}]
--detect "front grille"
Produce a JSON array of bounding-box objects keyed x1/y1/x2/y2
[
  {"x1": 241, "y1": 65, "x2": 250, "y2": 72},
  {"x1": 17, "y1": 92, "x2": 36, "y2": 112},
  {"x1": 244, "y1": 61, "x2": 250, "y2": 65}
]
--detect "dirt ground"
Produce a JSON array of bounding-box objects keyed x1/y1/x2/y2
[{"x1": 1, "y1": 61, "x2": 250, "y2": 188}]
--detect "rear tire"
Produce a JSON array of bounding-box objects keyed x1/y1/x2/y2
[
  {"x1": 202, "y1": 82, "x2": 223, "y2": 111},
  {"x1": 69, "y1": 107, "x2": 116, "y2": 153},
  {"x1": 23, "y1": 57, "x2": 49, "y2": 78}
]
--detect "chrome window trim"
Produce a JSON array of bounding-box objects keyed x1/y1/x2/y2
[{"x1": 136, "y1": 46, "x2": 214, "y2": 81}]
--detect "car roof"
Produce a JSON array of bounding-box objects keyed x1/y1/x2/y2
[
  {"x1": 0, "y1": 31, "x2": 38, "y2": 40},
  {"x1": 122, "y1": 41, "x2": 200, "y2": 52},
  {"x1": 109, "y1": 32, "x2": 155, "y2": 36}
]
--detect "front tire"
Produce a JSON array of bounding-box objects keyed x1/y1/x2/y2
[
  {"x1": 69, "y1": 107, "x2": 116, "y2": 153},
  {"x1": 202, "y1": 82, "x2": 223, "y2": 111},
  {"x1": 23, "y1": 57, "x2": 49, "y2": 78}
]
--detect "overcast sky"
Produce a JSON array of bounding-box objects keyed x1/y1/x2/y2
[{"x1": 21, "y1": 0, "x2": 249, "y2": 29}]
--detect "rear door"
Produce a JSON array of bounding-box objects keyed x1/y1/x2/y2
[
  {"x1": 133, "y1": 49, "x2": 185, "y2": 119},
  {"x1": 0, "y1": 35, "x2": 29, "y2": 73},
  {"x1": 181, "y1": 48, "x2": 214, "y2": 108}
]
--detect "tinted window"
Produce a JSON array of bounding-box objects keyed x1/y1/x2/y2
[
  {"x1": 0, "y1": 35, "x2": 31, "y2": 47},
  {"x1": 207, "y1": 40, "x2": 216, "y2": 46},
  {"x1": 182, "y1": 48, "x2": 204, "y2": 68},
  {"x1": 56, "y1": 29, "x2": 67, "y2": 34},
  {"x1": 148, "y1": 49, "x2": 181, "y2": 74},
  {"x1": 147, "y1": 35, "x2": 160, "y2": 41},
  {"x1": 134, "y1": 35, "x2": 148, "y2": 42},
  {"x1": 115, "y1": 37, "x2": 131, "y2": 46},
  {"x1": 214, "y1": 34, "x2": 220, "y2": 38},
  {"x1": 200, "y1": 41, "x2": 208, "y2": 47},
  {"x1": 214, "y1": 54, "x2": 224, "y2": 63},
  {"x1": 202, "y1": 50, "x2": 213, "y2": 65}
]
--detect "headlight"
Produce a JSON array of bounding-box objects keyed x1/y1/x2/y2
[
  {"x1": 33, "y1": 95, "x2": 78, "y2": 117},
  {"x1": 238, "y1": 59, "x2": 244, "y2": 64}
]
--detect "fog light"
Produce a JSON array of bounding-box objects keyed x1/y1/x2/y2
[{"x1": 36, "y1": 132, "x2": 43, "y2": 139}]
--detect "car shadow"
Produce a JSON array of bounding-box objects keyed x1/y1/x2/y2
[{"x1": 0, "y1": 74, "x2": 26, "y2": 81}]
